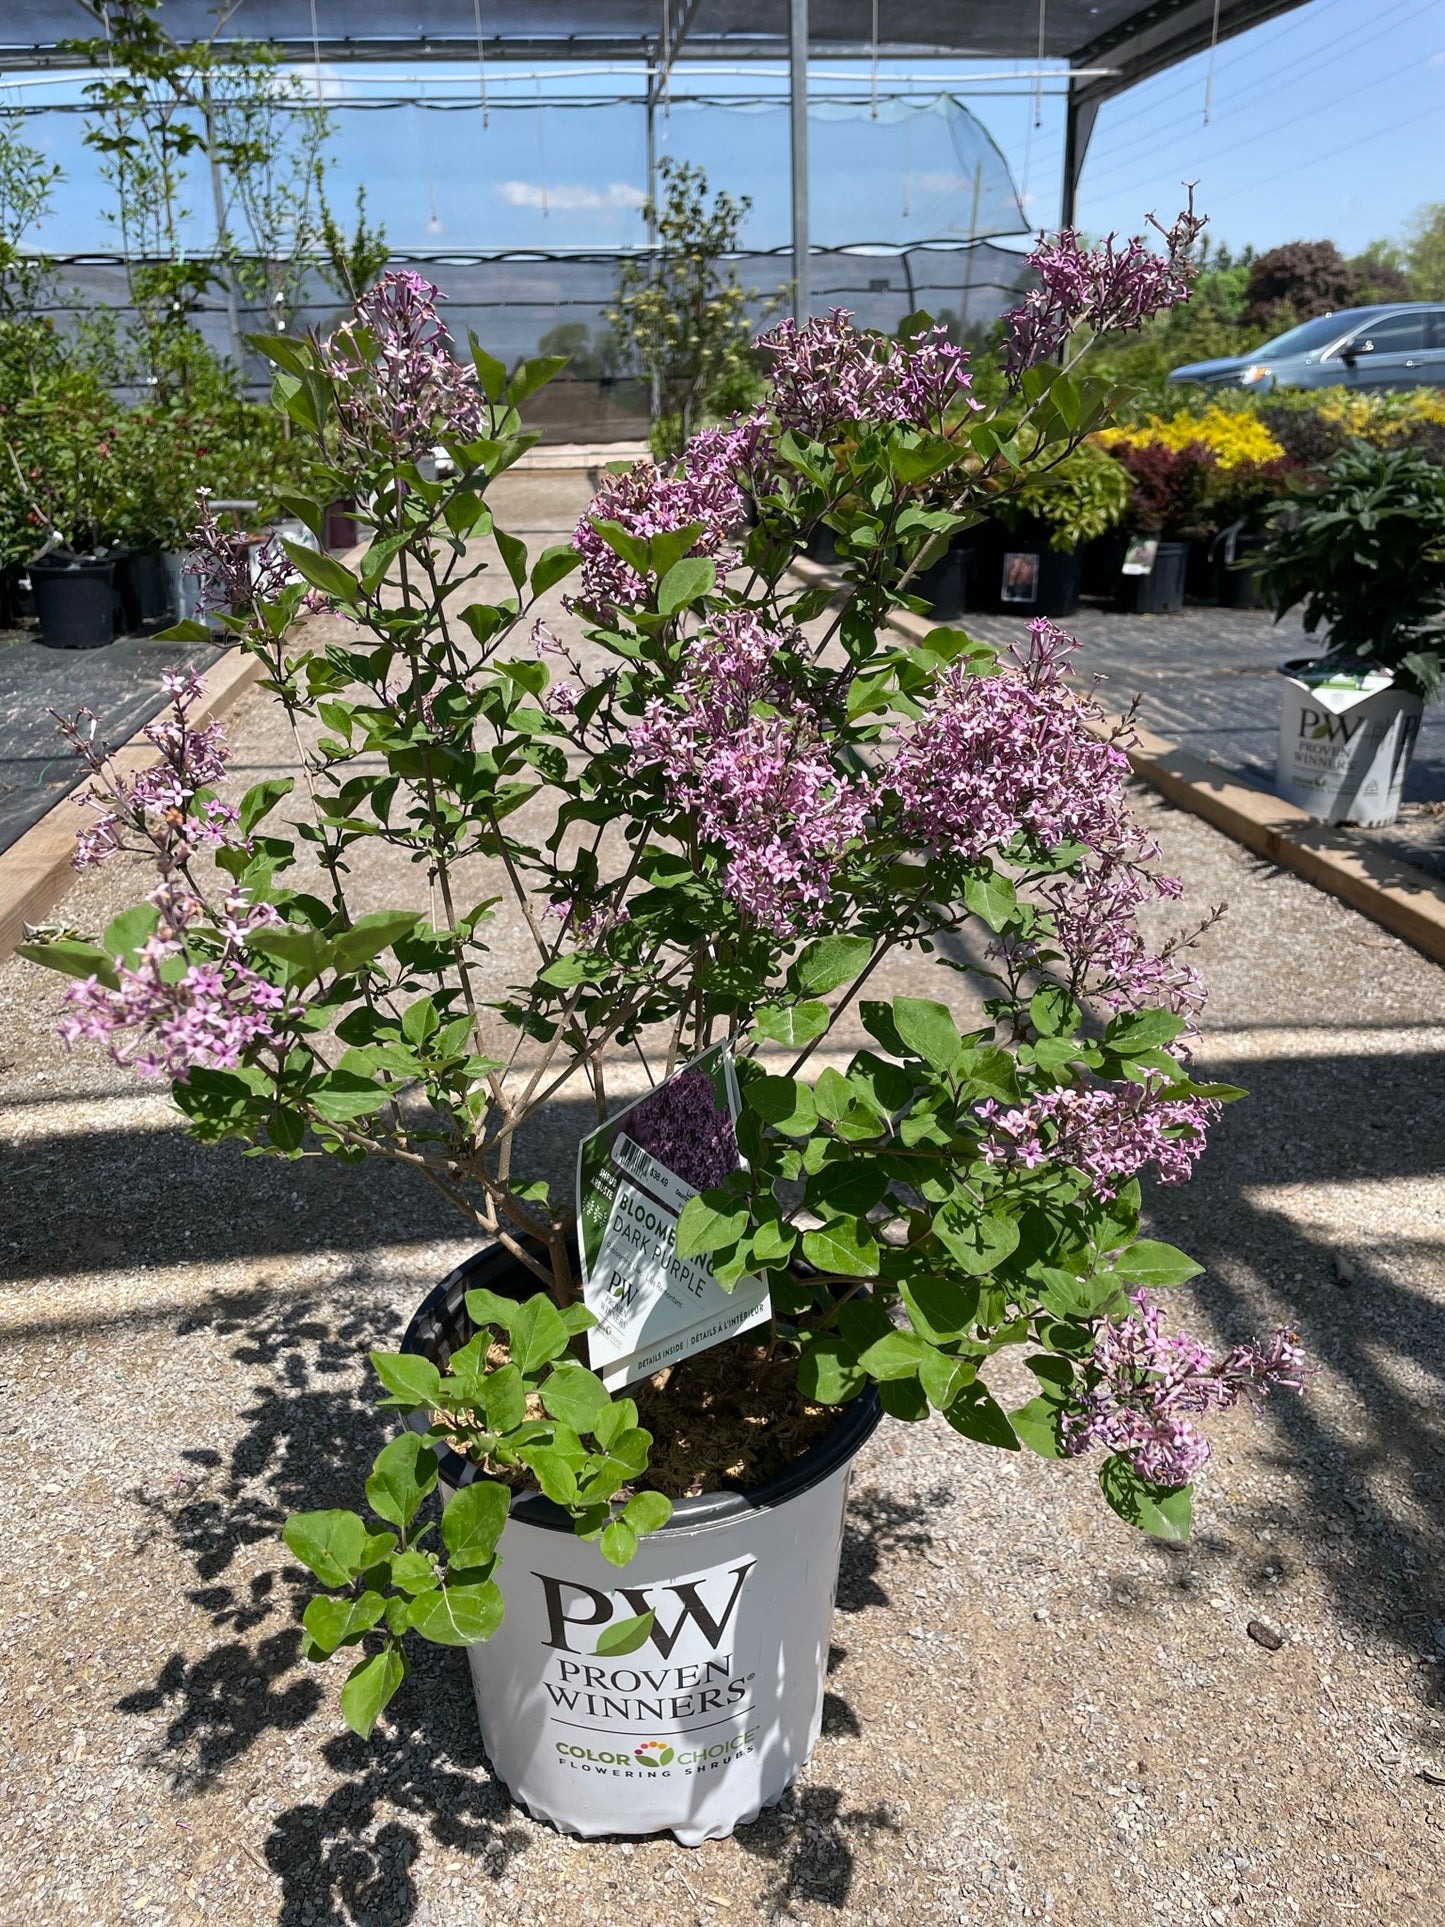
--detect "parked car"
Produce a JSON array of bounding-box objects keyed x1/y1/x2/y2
[{"x1": 1170, "y1": 303, "x2": 1445, "y2": 394}]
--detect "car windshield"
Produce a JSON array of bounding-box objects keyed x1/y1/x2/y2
[{"x1": 1251, "y1": 313, "x2": 1359, "y2": 358}]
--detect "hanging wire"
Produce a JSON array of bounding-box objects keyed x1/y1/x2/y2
[
  {"x1": 472, "y1": 0, "x2": 489, "y2": 129},
  {"x1": 308, "y1": 0, "x2": 323, "y2": 104},
  {"x1": 870, "y1": 0, "x2": 879, "y2": 120},
  {"x1": 1203, "y1": 0, "x2": 1223, "y2": 124},
  {"x1": 1035, "y1": 0, "x2": 1047, "y2": 128}
]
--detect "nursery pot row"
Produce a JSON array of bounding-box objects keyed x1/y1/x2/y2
[
  {"x1": 29, "y1": 549, "x2": 178, "y2": 649},
  {"x1": 402, "y1": 1243, "x2": 882, "y2": 1844}
]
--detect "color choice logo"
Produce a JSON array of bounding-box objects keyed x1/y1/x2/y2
[{"x1": 634, "y1": 1741, "x2": 675, "y2": 1769}]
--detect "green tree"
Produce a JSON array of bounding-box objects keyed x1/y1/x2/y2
[
  {"x1": 609, "y1": 158, "x2": 757, "y2": 458},
  {"x1": 1404, "y1": 203, "x2": 1445, "y2": 301},
  {"x1": 0, "y1": 113, "x2": 61, "y2": 316}
]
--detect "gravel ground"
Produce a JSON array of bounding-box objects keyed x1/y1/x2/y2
[{"x1": 2, "y1": 474, "x2": 1443, "y2": 1926}]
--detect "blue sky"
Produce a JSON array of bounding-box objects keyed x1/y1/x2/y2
[{"x1": 5, "y1": 0, "x2": 1442, "y2": 261}]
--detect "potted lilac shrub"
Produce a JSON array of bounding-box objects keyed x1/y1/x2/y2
[{"x1": 22, "y1": 225, "x2": 1304, "y2": 1844}]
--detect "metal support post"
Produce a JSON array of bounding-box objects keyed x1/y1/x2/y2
[
  {"x1": 789, "y1": 0, "x2": 809, "y2": 322},
  {"x1": 1060, "y1": 81, "x2": 1099, "y2": 230}
]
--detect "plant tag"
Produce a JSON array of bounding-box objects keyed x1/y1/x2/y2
[
  {"x1": 1121, "y1": 536, "x2": 1159, "y2": 576},
  {"x1": 576, "y1": 1044, "x2": 770, "y2": 1390}
]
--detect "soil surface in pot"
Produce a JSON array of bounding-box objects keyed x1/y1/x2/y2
[{"x1": 444, "y1": 1326, "x2": 842, "y2": 1500}]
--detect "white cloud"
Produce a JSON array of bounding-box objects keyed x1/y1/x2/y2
[{"x1": 493, "y1": 181, "x2": 646, "y2": 212}]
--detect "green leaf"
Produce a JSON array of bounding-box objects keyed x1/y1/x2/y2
[
  {"x1": 595, "y1": 1609, "x2": 654, "y2": 1656},
  {"x1": 900, "y1": 1275, "x2": 980, "y2": 1343},
  {"x1": 1106, "y1": 1009, "x2": 1188, "y2": 1054},
  {"x1": 749, "y1": 1001, "x2": 831, "y2": 1049},
  {"x1": 369, "y1": 1351, "x2": 443, "y2": 1408},
  {"x1": 794, "y1": 934, "x2": 873, "y2": 996},
  {"x1": 599, "y1": 1520, "x2": 640, "y2": 1568},
  {"x1": 465, "y1": 1287, "x2": 518, "y2": 1332},
  {"x1": 509, "y1": 352, "x2": 570, "y2": 404},
  {"x1": 622, "y1": 1491, "x2": 673, "y2": 1535},
  {"x1": 1009, "y1": 1395, "x2": 1067, "y2": 1460},
  {"x1": 388, "y1": 1548, "x2": 440, "y2": 1594},
  {"x1": 676, "y1": 1190, "x2": 749, "y2": 1260},
  {"x1": 645, "y1": 522, "x2": 706, "y2": 578},
  {"x1": 1030, "y1": 984, "x2": 1083, "y2": 1039},
  {"x1": 963, "y1": 869, "x2": 1017, "y2": 931},
  {"x1": 330, "y1": 910, "x2": 423, "y2": 973},
  {"x1": 281, "y1": 540, "x2": 360, "y2": 602},
  {"x1": 302, "y1": 1591, "x2": 387, "y2": 1657},
  {"x1": 540, "y1": 1363, "x2": 611, "y2": 1432},
  {"x1": 657, "y1": 556, "x2": 716, "y2": 614},
  {"x1": 796, "y1": 1334, "x2": 867, "y2": 1403},
  {"x1": 531, "y1": 543, "x2": 582, "y2": 595},
  {"x1": 283, "y1": 1509, "x2": 368, "y2": 1587},
  {"x1": 945, "y1": 1384, "x2": 1020, "y2": 1452},
  {"x1": 495, "y1": 527, "x2": 529, "y2": 589},
  {"x1": 1098, "y1": 1455, "x2": 1193, "y2": 1540},
  {"x1": 1112, "y1": 1240, "x2": 1205, "y2": 1289},
  {"x1": 441, "y1": 1480, "x2": 510, "y2": 1567},
  {"x1": 508, "y1": 1294, "x2": 570, "y2": 1373},
  {"x1": 365, "y1": 1433, "x2": 438, "y2": 1531},
  {"x1": 521, "y1": 1445, "x2": 580, "y2": 1505},
  {"x1": 879, "y1": 1376, "x2": 930, "y2": 1422},
  {"x1": 934, "y1": 1205, "x2": 1020, "y2": 1276},
  {"x1": 341, "y1": 1644, "x2": 407, "y2": 1737},
  {"x1": 588, "y1": 518, "x2": 651, "y2": 578},
  {"x1": 481, "y1": 1362, "x2": 527, "y2": 1433},
  {"x1": 102, "y1": 904, "x2": 160, "y2": 967},
  {"x1": 469, "y1": 334, "x2": 507, "y2": 400},
  {"x1": 15, "y1": 939, "x2": 118, "y2": 989},
  {"x1": 238, "y1": 776, "x2": 295, "y2": 837},
  {"x1": 746, "y1": 1075, "x2": 818, "y2": 1137},
  {"x1": 408, "y1": 1580, "x2": 505, "y2": 1645},
  {"x1": 801, "y1": 1219, "x2": 880, "y2": 1279},
  {"x1": 245, "y1": 924, "x2": 333, "y2": 984},
  {"x1": 892, "y1": 997, "x2": 963, "y2": 1072},
  {"x1": 919, "y1": 1345, "x2": 974, "y2": 1412},
  {"x1": 807, "y1": 1161, "x2": 890, "y2": 1218},
  {"x1": 856, "y1": 1329, "x2": 928, "y2": 1380}
]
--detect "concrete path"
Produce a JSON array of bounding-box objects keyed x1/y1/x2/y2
[{"x1": 1, "y1": 470, "x2": 1442, "y2": 1926}]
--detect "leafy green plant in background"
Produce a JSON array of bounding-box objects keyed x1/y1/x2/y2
[
  {"x1": 609, "y1": 158, "x2": 763, "y2": 458},
  {"x1": 999, "y1": 441, "x2": 1131, "y2": 550},
  {"x1": 25, "y1": 208, "x2": 1306, "y2": 1739},
  {"x1": 1253, "y1": 440, "x2": 1445, "y2": 697}
]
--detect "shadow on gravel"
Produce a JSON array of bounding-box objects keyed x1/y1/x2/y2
[
  {"x1": 1128, "y1": 1046, "x2": 1445, "y2": 1704},
  {"x1": 733, "y1": 1784, "x2": 900, "y2": 1913}
]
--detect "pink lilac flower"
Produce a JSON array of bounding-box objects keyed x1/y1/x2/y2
[
  {"x1": 620, "y1": 1067, "x2": 740, "y2": 1195},
  {"x1": 888, "y1": 618, "x2": 1133, "y2": 860},
  {"x1": 756, "y1": 309, "x2": 978, "y2": 440},
  {"x1": 1001, "y1": 197, "x2": 1205, "y2": 379},
  {"x1": 57, "y1": 676, "x2": 243, "y2": 876},
  {"x1": 1063, "y1": 1291, "x2": 1307, "y2": 1487},
  {"x1": 976, "y1": 1079, "x2": 1220, "y2": 1199},
  {"x1": 1024, "y1": 857, "x2": 1208, "y2": 1020},
  {"x1": 320, "y1": 270, "x2": 487, "y2": 463},
  {"x1": 55, "y1": 887, "x2": 287, "y2": 1083},
  {"x1": 185, "y1": 496, "x2": 304, "y2": 624},
  {"x1": 630, "y1": 610, "x2": 869, "y2": 932},
  {"x1": 570, "y1": 450, "x2": 748, "y2": 613}
]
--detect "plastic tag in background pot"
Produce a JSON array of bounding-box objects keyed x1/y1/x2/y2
[{"x1": 576, "y1": 1043, "x2": 770, "y2": 1390}]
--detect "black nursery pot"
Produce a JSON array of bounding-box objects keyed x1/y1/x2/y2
[
  {"x1": 1114, "y1": 539, "x2": 1189, "y2": 615},
  {"x1": 29, "y1": 552, "x2": 119, "y2": 649},
  {"x1": 912, "y1": 542, "x2": 973, "y2": 622},
  {"x1": 985, "y1": 520, "x2": 1082, "y2": 619},
  {"x1": 116, "y1": 549, "x2": 175, "y2": 630},
  {"x1": 398, "y1": 1239, "x2": 884, "y2": 1844}
]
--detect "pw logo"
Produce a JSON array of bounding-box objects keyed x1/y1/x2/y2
[{"x1": 534, "y1": 1562, "x2": 755, "y2": 1655}]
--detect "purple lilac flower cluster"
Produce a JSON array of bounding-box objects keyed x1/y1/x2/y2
[
  {"x1": 630, "y1": 611, "x2": 868, "y2": 932},
  {"x1": 888, "y1": 618, "x2": 1133, "y2": 858},
  {"x1": 756, "y1": 309, "x2": 979, "y2": 440},
  {"x1": 1064, "y1": 1291, "x2": 1307, "y2": 1487},
  {"x1": 185, "y1": 497, "x2": 300, "y2": 624},
  {"x1": 1001, "y1": 198, "x2": 1206, "y2": 379},
  {"x1": 63, "y1": 669, "x2": 242, "y2": 875},
  {"x1": 976, "y1": 1079, "x2": 1221, "y2": 1200},
  {"x1": 320, "y1": 270, "x2": 486, "y2": 463},
  {"x1": 1028, "y1": 858, "x2": 1207, "y2": 1019},
  {"x1": 570, "y1": 433, "x2": 752, "y2": 613},
  {"x1": 56, "y1": 886, "x2": 287, "y2": 1082},
  {"x1": 620, "y1": 1067, "x2": 740, "y2": 1195}
]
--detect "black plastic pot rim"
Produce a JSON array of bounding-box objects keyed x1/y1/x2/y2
[{"x1": 400, "y1": 1240, "x2": 884, "y2": 1538}]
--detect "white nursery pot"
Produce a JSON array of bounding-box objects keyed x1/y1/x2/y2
[
  {"x1": 162, "y1": 550, "x2": 206, "y2": 623},
  {"x1": 404, "y1": 1248, "x2": 882, "y2": 1845},
  {"x1": 1275, "y1": 658, "x2": 1423, "y2": 827}
]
